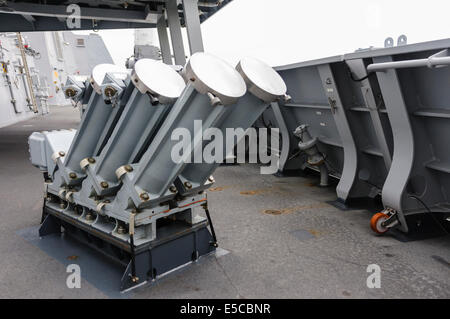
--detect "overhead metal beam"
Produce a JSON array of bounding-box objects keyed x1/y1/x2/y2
[
  {"x1": 182, "y1": 0, "x2": 204, "y2": 54},
  {"x1": 0, "y1": 13, "x2": 157, "y2": 32},
  {"x1": 156, "y1": 8, "x2": 173, "y2": 65},
  {"x1": 0, "y1": 2, "x2": 159, "y2": 24},
  {"x1": 166, "y1": 0, "x2": 186, "y2": 65},
  {"x1": 0, "y1": 0, "x2": 234, "y2": 32}
]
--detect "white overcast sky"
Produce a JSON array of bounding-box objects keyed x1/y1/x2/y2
[{"x1": 74, "y1": 0, "x2": 450, "y2": 67}]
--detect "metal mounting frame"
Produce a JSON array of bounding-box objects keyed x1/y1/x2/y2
[{"x1": 40, "y1": 204, "x2": 216, "y2": 291}]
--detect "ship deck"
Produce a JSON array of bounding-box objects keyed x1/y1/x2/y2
[{"x1": 0, "y1": 105, "x2": 449, "y2": 298}]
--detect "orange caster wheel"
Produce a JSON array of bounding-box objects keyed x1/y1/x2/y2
[{"x1": 370, "y1": 212, "x2": 390, "y2": 234}]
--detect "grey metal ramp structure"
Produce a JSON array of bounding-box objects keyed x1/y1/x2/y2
[
  {"x1": 267, "y1": 55, "x2": 394, "y2": 204},
  {"x1": 353, "y1": 39, "x2": 450, "y2": 234},
  {"x1": 257, "y1": 38, "x2": 450, "y2": 235}
]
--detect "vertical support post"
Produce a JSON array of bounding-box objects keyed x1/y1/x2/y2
[
  {"x1": 271, "y1": 102, "x2": 290, "y2": 173},
  {"x1": 166, "y1": 0, "x2": 186, "y2": 65},
  {"x1": 361, "y1": 80, "x2": 392, "y2": 168},
  {"x1": 182, "y1": 0, "x2": 204, "y2": 54},
  {"x1": 347, "y1": 59, "x2": 392, "y2": 169},
  {"x1": 317, "y1": 64, "x2": 364, "y2": 202},
  {"x1": 157, "y1": 7, "x2": 173, "y2": 65},
  {"x1": 373, "y1": 56, "x2": 414, "y2": 232}
]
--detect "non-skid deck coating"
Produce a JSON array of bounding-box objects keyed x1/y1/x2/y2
[{"x1": 0, "y1": 106, "x2": 449, "y2": 298}]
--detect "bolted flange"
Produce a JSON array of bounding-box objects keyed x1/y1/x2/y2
[
  {"x1": 96, "y1": 200, "x2": 110, "y2": 214},
  {"x1": 65, "y1": 88, "x2": 75, "y2": 97},
  {"x1": 100, "y1": 181, "x2": 109, "y2": 189},
  {"x1": 104, "y1": 86, "x2": 117, "y2": 98},
  {"x1": 117, "y1": 225, "x2": 127, "y2": 234},
  {"x1": 131, "y1": 276, "x2": 139, "y2": 283},
  {"x1": 69, "y1": 172, "x2": 77, "y2": 179},
  {"x1": 184, "y1": 181, "x2": 192, "y2": 189},
  {"x1": 115, "y1": 164, "x2": 133, "y2": 180}
]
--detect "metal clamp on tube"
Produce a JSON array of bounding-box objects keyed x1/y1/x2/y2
[
  {"x1": 63, "y1": 75, "x2": 88, "y2": 103},
  {"x1": 101, "y1": 70, "x2": 130, "y2": 107}
]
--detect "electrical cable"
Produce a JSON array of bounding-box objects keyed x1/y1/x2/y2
[
  {"x1": 288, "y1": 149, "x2": 302, "y2": 161},
  {"x1": 346, "y1": 64, "x2": 375, "y2": 82},
  {"x1": 363, "y1": 179, "x2": 382, "y2": 190},
  {"x1": 408, "y1": 195, "x2": 449, "y2": 234}
]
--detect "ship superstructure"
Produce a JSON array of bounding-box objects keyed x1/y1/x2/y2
[{"x1": 1, "y1": 30, "x2": 113, "y2": 128}]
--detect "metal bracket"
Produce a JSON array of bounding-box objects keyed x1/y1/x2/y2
[
  {"x1": 384, "y1": 37, "x2": 394, "y2": 48},
  {"x1": 397, "y1": 34, "x2": 407, "y2": 46},
  {"x1": 328, "y1": 97, "x2": 337, "y2": 114},
  {"x1": 207, "y1": 92, "x2": 222, "y2": 106},
  {"x1": 381, "y1": 209, "x2": 400, "y2": 229}
]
